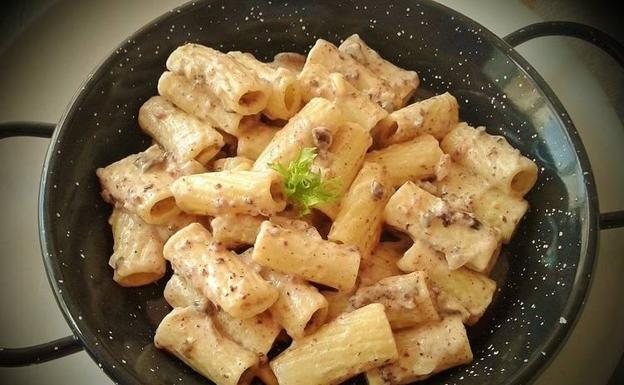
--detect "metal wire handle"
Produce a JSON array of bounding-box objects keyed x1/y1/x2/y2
[
  {"x1": 504, "y1": 21, "x2": 624, "y2": 230},
  {"x1": 0, "y1": 122, "x2": 84, "y2": 366}
]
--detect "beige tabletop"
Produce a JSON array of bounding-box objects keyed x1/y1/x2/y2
[{"x1": 0, "y1": 0, "x2": 623, "y2": 384}]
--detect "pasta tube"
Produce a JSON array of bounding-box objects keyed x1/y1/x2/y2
[
  {"x1": 163, "y1": 273, "x2": 210, "y2": 310},
  {"x1": 252, "y1": 219, "x2": 361, "y2": 291},
  {"x1": 164, "y1": 274, "x2": 281, "y2": 358},
  {"x1": 265, "y1": 270, "x2": 329, "y2": 339},
  {"x1": 229, "y1": 51, "x2": 302, "y2": 120},
  {"x1": 339, "y1": 34, "x2": 419, "y2": 108},
  {"x1": 373, "y1": 92, "x2": 459, "y2": 146},
  {"x1": 138, "y1": 96, "x2": 224, "y2": 164},
  {"x1": 235, "y1": 116, "x2": 280, "y2": 160},
  {"x1": 213, "y1": 309, "x2": 281, "y2": 360},
  {"x1": 270, "y1": 304, "x2": 398, "y2": 385},
  {"x1": 108, "y1": 209, "x2": 196, "y2": 287},
  {"x1": 298, "y1": 64, "x2": 388, "y2": 131},
  {"x1": 269, "y1": 52, "x2": 306, "y2": 73},
  {"x1": 328, "y1": 73, "x2": 388, "y2": 131},
  {"x1": 96, "y1": 144, "x2": 204, "y2": 224},
  {"x1": 154, "y1": 307, "x2": 259, "y2": 385},
  {"x1": 430, "y1": 286, "x2": 471, "y2": 324},
  {"x1": 163, "y1": 223, "x2": 278, "y2": 318},
  {"x1": 253, "y1": 97, "x2": 344, "y2": 171},
  {"x1": 358, "y1": 241, "x2": 405, "y2": 287},
  {"x1": 366, "y1": 316, "x2": 472, "y2": 385},
  {"x1": 166, "y1": 43, "x2": 271, "y2": 115},
  {"x1": 397, "y1": 242, "x2": 495, "y2": 325},
  {"x1": 441, "y1": 123, "x2": 538, "y2": 197},
  {"x1": 212, "y1": 156, "x2": 254, "y2": 172},
  {"x1": 171, "y1": 170, "x2": 287, "y2": 217},
  {"x1": 240, "y1": 248, "x2": 329, "y2": 339},
  {"x1": 365, "y1": 134, "x2": 443, "y2": 187},
  {"x1": 435, "y1": 160, "x2": 529, "y2": 243},
  {"x1": 328, "y1": 162, "x2": 392, "y2": 260},
  {"x1": 384, "y1": 181, "x2": 501, "y2": 272},
  {"x1": 157, "y1": 71, "x2": 242, "y2": 135},
  {"x1": 210, "y1": 214, "x2": 265, "y2": 248},
  {"x1": 322, "y1": 290, "x2": 354, "y2": 321},
  {"x1": 314, "y1": 122, "x2": 372, "y2": 218},
  {"x1": 108, "y1": 208, "x2": 166, "y2": 287},
  {"x1": 297, "y1": 63, "x2": 334, "y2": 104},
  {"x1": 349, "y1": 272, "x2": 440, "y2": 329},
  {"x1": 306, "y1": 39, "x2": 397, "y2": 111},
  {"x1": 259, "y1": 66, "x2": 302, "y2": 120}
]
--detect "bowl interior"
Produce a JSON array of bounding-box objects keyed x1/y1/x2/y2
[{"x1": 41, "y1": 1, "x2": 596, "y2": 384}]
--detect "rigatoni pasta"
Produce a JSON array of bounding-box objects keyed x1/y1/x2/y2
[
  {"x1": 108, "y1": 208, "x2": 197, "y2": 287},
  {"x1": 108, "y1": 208, "x2": 167, "y2": 287},
  {"x1": 397, "y1": 242, "x2": 496, "y2": 325},
  {"x1": 239, "y1": 247, "x2": 329, "y2": 340},
  {"x1": 435, "y1": 159, "x2": 529, "y2": 243},
  {"x1": 366, "y1": 316, "x2": 473, "y2": 385},
  {"x1": 328, "y1": 162, "x2": 392, "y2": 260},
  {"x1": 322, "y1": 290, "x2": 354, "y2": 322},
  {"x1": 365, "y1": 134, "x2": 443, "y2": 187},
  {"x1": 235, "y1": 116, "x2": 281, "y2": 160},
  {"x1": 163, "y1": 273, "x2": 210, "y2": 310},
  {"x1": 163, "y1": 223, "x2": 278, "y2": 319},
  {"x1": 298, "y1": 64, "x2": 388, "y2": 131},
  {"x1": 138, "y1": 96, "x2": 224, "y2": 164},
  {"x1": 96, "y1": 144, "x2": 204, "y2": 225},
  {"x1": 212, "y1": 309, "x2": 282, "y2": 359},
  {"x1": 306, "y1": 39, "x2": 397, "y2": 111},
  {"x1": 157, "y1": 71, "x2": 243, "y2": 135},
  {"x1": 252, "y1": 97, "x2": 344, "y2": 171},
  {"x1": 297, "y1": 63, "x2": 334, "y2": 103},
  {"x1": 98, "y1": 34, "x2": 539, "y2": 385},
  {"x1": 163, "y1": 273, "x2": 281, "y2": 358},
  {"x1": 338, "y1": 34, "x2": 419, "y2": 108},
  {"x1": 384, "y1": 181, "x2": 501, "y2": 272},
  {"x1": 441, "y1": 122, "x2": 538, "y2": 197},
  {"x1": 348, "y1": 272, "x2": 440, "y2": 329},
  {"x1": 228, "y1": 51, "x2": 302, "y2": 120},
  {"x1": 373, "y1": 92, "x2": 459, "y2": 147},
  {"x1": 313, "y1": 122, "x2": 372, "y2": 219},
  {"x1": 270, "y1": 304, "x2": 398, "y2": 385},
  {"x1": 358, "y1": 241, "x2": 406, "y2": 287},
  {"x1": 252, "y1": 219, "x2": 361, "y2": 291},
  {"x1": 326, "y1": 72, "x2": 388, "y2": 131},
  {"x1": 166, "y1": 43, "x2": 271, "y2": 115},
  {"x1": 154, "y1": 307, "x2": 259, "y2": 385},
  {"x1": 269, "y1": 52, "x2": 306, "y2": 73},
  {"x1": 210, "y1": 214, "x2": 265, "y2": 248},
  {"x1": 264, "y1": 269, "x2": 329, "y2": 339},
  {"x1": 212, "y1": 156, "x2": 254, "y2": 172},
  {"x1": 171, "y1": 170, "x2": 287, "y2": 217}
]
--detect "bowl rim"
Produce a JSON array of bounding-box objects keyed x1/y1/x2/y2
[{"x1": 38, "y1": 1, "x2": 600, "y2": 384}]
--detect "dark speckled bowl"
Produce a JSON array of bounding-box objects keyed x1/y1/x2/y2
[{"x1": 1, "y1": 1, "x2": 623, "y2": 384}]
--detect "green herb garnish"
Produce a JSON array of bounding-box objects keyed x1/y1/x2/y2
[{"x1": 269, "y1": 148, "x2": 341, "y2": 216}]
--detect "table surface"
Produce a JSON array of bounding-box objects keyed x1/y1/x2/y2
[{"x1": 0, "y1": 0, "x2": 623, "y2": 384}]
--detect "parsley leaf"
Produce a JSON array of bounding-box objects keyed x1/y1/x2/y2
[{"x1": 269, "y1": 148, "x2": 341, "y2": 216}]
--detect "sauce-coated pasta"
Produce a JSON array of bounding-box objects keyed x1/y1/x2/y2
[{"x1": 97, "y1": 34, "x2": 537, "y2": 385}]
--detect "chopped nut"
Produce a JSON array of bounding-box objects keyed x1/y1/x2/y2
[
  {"x1": 371, "y1": 180, "x2": 385, "y2": 200},
  {"x1": 312, "y1": 126, "x2": 333, "y2": 150}
]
